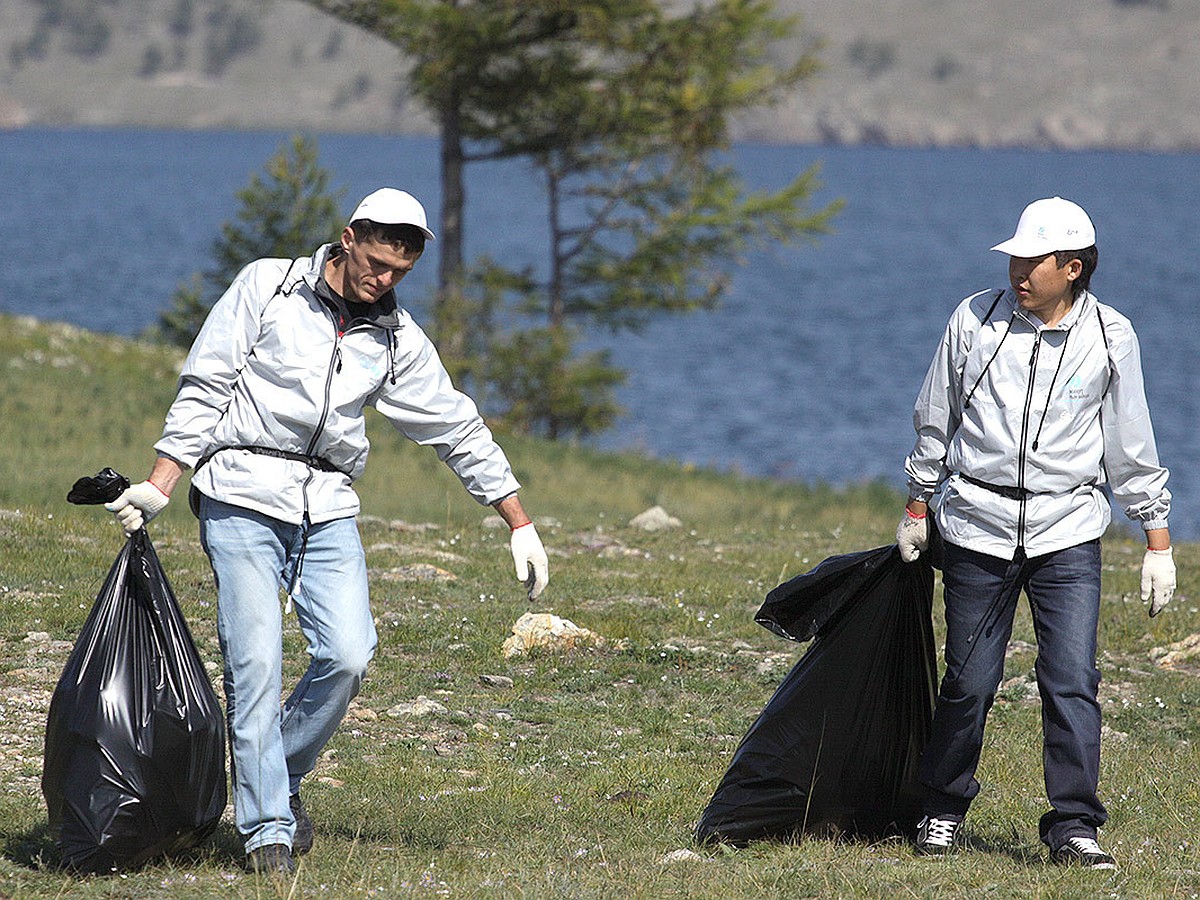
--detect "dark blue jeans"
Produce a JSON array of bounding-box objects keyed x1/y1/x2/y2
[{"x1": 919, "y1": 539, "x2": 1107, "y2": 849}]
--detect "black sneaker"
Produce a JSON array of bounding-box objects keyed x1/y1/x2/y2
[
  {"x1": 916, "y1": 814, "x2": 963, "y2": 856},
  {"x1": 244, "y1": 842, "x2": 295, "y2": 875},
  {"x1": 1051, "y1": 836, "x2": 1118, "y2": 870},
  {"x1": 290, "y1": 793, "x2": 314, "y2": 856}
]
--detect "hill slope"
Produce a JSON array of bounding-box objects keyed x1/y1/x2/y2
[{"x1": 1, "y1": 0, "x2": 1198, "y2": 150}]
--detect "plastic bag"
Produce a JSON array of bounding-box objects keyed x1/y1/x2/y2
[
  {"x1": 695, "y1": 544, "x2": 936, "y2": 845},
  {"x1": 65, "y1": 466, "x2": 129, "y2": 506},
  {"x1": 43, "y1": 470, "x2": 226, "y2": 873}
]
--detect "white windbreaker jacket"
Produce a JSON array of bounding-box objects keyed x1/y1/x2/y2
[
  {"x1": 155, "y1": 245, "x2": 521, "y2": 525},
  {"x1": 905, "y1": 287, "x2": 1170, "y2": 559}
]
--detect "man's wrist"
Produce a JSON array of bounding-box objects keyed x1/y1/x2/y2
[{"x1": 1146, "y1": 526, "x2": 1171, "y2": 551}]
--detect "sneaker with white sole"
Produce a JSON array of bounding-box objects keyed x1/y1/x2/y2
[
  {"x1": 916, "y1": 815, "x2": 963, "y2": 856},
  {"x1": 1051, "y1": 836, "x2": 1117, "y2": 870}
]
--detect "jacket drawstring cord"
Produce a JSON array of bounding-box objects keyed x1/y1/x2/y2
[
  {"x1": 285, "y1": 517, "x2": 312, "y2": 615},
  {"x1": 959, "y1": 549, "x2": 1025, "y2": 671},
  {"x1": 1030, "y1": 328, "x2": 1071, "y2": 452},
  {"x1": 388, "y1": 331, "x2": 398, "y2": 385},
  {"x1": 963, "y1": 311, "x2": 1017, "y2": 411}
]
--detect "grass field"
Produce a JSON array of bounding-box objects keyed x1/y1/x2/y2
[{"x1": 2, "y1": 314, "x2": 1199, "y2": 898}]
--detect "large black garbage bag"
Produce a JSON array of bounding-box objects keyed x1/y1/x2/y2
[
  {"x1": 695, "y1": 544, "x2": 936, "y2": 845},
  {"x1": 43, "y1": 471, "x2": 226, "y2": 873}
]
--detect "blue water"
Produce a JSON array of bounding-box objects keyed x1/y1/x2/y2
[{"x1": 2, "y1": 128, "x2": 1198, "y2": 539}]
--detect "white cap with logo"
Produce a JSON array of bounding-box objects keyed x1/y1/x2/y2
[
  {"x1": 348, "y1": 188, "x2": 436, "y2": 241},
  {"x1": 991, "y1": 197, "x2": 1094, "y2": 257}
]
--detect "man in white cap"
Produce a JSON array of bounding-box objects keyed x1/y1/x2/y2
[
  {"x1": 107, "y1": 188, "x2": 549, "y2": 875},
  {"x1": 895, "y1": 197, "x2": 1173, "y2": 869}
]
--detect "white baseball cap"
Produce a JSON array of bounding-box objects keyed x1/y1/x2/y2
[
  {"x1": 348, "y1": 188, "x2": 436, "y2": 241},
  {"x1": 990, "y1": 197, "x2": 1094, "y2": 257}
]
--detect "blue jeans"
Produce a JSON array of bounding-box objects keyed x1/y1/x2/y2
[
  {"x1": 919, "y1": 539, "x2": 1107, "y2": 849},
  {"x1": 199, "y1": 497, "x2": 377, "y2": 852}
]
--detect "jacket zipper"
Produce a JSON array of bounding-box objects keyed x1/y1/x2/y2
[
  {"x1": 288, "y1": 307, "x2": 347, "y2": 612},
  {"x1": 306, "y1": 314, "x2": 342, "y2": 458},
  {"x1": 1015, "y1": 330, "x2": 1042, "y2": 555},
  {"x1": 300, "y1": 313, "x2": 344, "y2": 515}
]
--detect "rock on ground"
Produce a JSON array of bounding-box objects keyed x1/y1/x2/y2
[
  {"x1": 629, "y1": 506, "x2": 681, "y2": 532},
  {"x1": 502, "y1": 612, "x2": 606, "y2": 658}
]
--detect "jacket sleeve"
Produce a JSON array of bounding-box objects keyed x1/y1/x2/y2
[
  {"x1": 153, "y1": 261, "x2": 277, "y2": 468},
  {"x1": 374, "y1": 328, "x2": 521, "y2": 506},
  {"x1": 904, "y1": 302, "x2": 970, "y2": 502},
  {"x1": 1100, "y1": 313, "x2": 1171, "y2": 530}
]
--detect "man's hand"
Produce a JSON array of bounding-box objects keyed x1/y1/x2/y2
[
  {"x1": 896, "y1": 506, "x2": 929, "y2": 563},
  {"x1": 105, "y1": 481, "x2": 170, "y2": 535},
  {"x1": 510, "y1": 522, "x2": 549, "y2": 601},
  {"x1": 1141, "y1": 546, "x2": 1176, "y2": 617}
]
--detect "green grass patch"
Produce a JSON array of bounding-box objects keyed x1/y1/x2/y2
[{"x1": 2, "y1": 314, "x2": 1199, "y2": 897}]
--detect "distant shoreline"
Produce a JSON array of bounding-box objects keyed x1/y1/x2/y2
[
  {"x1": 4, "y1": 0, "x2": 1200, "y2": 155},
  {"x1": 4, "y1": 120, "x2": 1200, "y2": 156}
]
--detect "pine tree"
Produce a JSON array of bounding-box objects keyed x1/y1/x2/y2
[
  {"x1": 302, "y1": 0, "x2": 840, "y2": 438},
  {"x1": 152, "y1": 135, "x2": 344, "y2": 347}
]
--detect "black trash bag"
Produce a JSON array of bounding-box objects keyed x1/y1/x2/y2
[
  {"x1": 695, "y1": 544, "x2": 937, "y2": 845},
  {"x1": 43, "y1": 471, "x2": 226, "y2": 873},
  {"x1": 66, "y1": 467, "x2": 129, "y2": 506}
]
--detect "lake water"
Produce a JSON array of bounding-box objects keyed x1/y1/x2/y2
[{"x1": 2, "y1": 128, "x2": 1198, "y2": 539}]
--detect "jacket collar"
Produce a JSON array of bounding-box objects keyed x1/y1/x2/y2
[
  {"x1": 1006, "y1": 287, "x2": 1095, "y2": 332},
  {"x1": 301, "y1": 244, "x2": 403, "y2": 330}
]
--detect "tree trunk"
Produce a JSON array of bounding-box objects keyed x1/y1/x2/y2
[
  {"x1": 547, "y1": 167, "x2": 565, "y2": 331},
  {"x1": 438, "y1": 91, "x2": 465, "y2": 296},
  {"x1": 546, "y1": 165, "x2": 565, "y2": 441},
  {"x1": 433, "y1": 90, "x2": 467, "y2": 361}
]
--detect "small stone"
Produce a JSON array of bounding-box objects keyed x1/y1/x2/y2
[
  {"x1": 754, "y1": 652, "x2": 794, "y2": 679},
  {"x1": 479, "y1": 674, "x2": 514, "y2": 689},
  {"x1": 1151, "y1": 632, "x2": 1200, "y2": 669},
  {"x1": 1101, "y1": 725, "x2": 1130, "y2": 743},
  {"x1": 387, "y1": 696, "x2": 450, "y2": 718},
  {"x1": 658, "y1": 849, "x2": 707, "y2": 865},
  {"x1": 378, "y1": 563, "x2": 457, "y2": 582},
  {"x1": 598, "y1": 544, "x2": 645, "y2": 559},
  {"x1": 629, "y1": 506, "x2": 681, "y2": 532},
  {"x1": 387, "y1": 520, "x2": 440, "y2": 533}
]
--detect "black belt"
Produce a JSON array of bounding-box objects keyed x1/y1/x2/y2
[
  {"x1": 196, "y1": 445, "x2": 350, "y2": 477},
  {"x1": 960, "y1": 474, "x2": 1032, "y2": 501}
]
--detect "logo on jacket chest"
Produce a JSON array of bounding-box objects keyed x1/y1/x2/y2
[
  {"x1": 1066, "y1": 374, "x2": 1086, "y2": 403},
  {"x1": 353, "y1": 354, "x2": 388, "y2": 382}
]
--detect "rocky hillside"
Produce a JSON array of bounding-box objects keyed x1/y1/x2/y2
[{"x1": 1, "y1": 0, "x2": 1198, "y2": 150}]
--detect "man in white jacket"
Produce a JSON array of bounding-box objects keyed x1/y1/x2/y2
[
  {"x1": 107, "y1": 188, "x2": 549, "y2": 875},
  {"x1": 896, "y1": 197, "x2": 1174, "y2": 870}
]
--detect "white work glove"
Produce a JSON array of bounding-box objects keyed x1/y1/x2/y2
[
  {"x1": 104, "y1": 481, "x2": 170, "y2": 535},
  {"x1": 1141, "y1": 547, "x2": 1176, "y2": 617},
  {"x1": 896, "y1": 510, "x2": 929, "y2": 563},
  {"x1": 510, "y1": 522, "x2": 549, "y2": 601}
]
